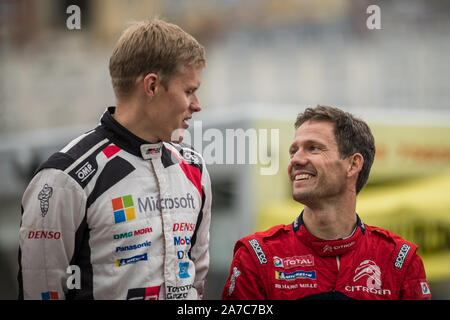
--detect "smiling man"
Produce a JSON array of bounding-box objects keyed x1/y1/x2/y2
[
  {"x1": 18, "y1": 19, "x2": 212, "y2": 300},
  {"x1": 222, "y1": 105, "x2": 430, "y2": 300}
]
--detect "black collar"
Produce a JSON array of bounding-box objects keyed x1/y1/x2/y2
[
  {"x1": 99, "y1": 106, "x2": 162, "y2": 159},
  {"x1": 292, "y1": 210, "x2": 366, "y2": 257}
]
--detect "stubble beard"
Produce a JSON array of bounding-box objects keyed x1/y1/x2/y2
[{"x1": 292, "y1": 175, "x2": 345, "y2": 206}]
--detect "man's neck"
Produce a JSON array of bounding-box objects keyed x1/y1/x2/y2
[
  {"x1": 114, "y1": 100, "x2": 159, "y2": 143},
  {"x1": 302, "y1": 197, "x2": 357, "y2": 240}
]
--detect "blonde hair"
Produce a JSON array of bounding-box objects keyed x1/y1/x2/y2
[{"x1": 109, "y1": 19, "x2": 206, "y2": 98}]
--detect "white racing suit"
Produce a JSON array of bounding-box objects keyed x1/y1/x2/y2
[{"x1": 18, "y1": 107, "x2": 212, "y2": 300}]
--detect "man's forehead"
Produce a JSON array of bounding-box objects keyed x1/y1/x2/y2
[
  {"x1": 293, "y1": 120, "x2": 336, "y2": 143},
  {"x1": 175, "y1": 63, "x2": 202, "y2": 82}
]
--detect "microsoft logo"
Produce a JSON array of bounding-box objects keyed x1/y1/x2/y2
[{"x1": 112, "y1": 195, "x2": 136, "y2": 224}]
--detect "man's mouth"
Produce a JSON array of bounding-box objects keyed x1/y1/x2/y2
[
  {"x1": 182, "y1": 117, "x2": 191, "y2": 129},
  {"x1": 294, "y1": 173, "x2": 315, "y2": 181}
]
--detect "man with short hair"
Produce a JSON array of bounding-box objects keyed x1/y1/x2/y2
[
  {"x1": 18, "y1": 19, "x2": 212, "y2": 300},
  {"x1": 222, "y1": 105, "x2": 430, "y2": 300}
]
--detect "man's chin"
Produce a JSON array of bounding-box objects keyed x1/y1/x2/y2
[
  {"x1": 292, "y1": 190, "x2": 315, "y2": 204},
  {"x1": 170, "y1": 128, "x2": 185, "y2": 143}
]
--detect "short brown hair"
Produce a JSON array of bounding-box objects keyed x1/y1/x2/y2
[
  {"x1": 295, "y1": 105, "x2": 375, "y2": 194},
  {"x1": 109, "y1": 19, "x2": 206, "y2": 98}
]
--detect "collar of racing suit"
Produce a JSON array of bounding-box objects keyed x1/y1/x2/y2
[
  {"x1": 100, "y1": 106, "x2": 163, "y2": 160},
  {"x1": 292, "y1": 211, "x2": 366, "y2": 257}
]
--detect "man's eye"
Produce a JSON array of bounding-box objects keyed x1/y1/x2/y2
[{"x1": 186, "y1": 89, "x2": 194, "y2": 95}]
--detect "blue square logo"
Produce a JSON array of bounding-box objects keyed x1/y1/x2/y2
[
  {"x1": 114, "y1": 210, "x2": 126, "y2": 224},
  {"x1": 41, "y1": 291, "x2": 50, "y2": 300},
  {"x1": 179, "y1": 262, "x2": 190, "y2": 278}
]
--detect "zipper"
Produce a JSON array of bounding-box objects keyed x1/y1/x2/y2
[{"x1": 336, "y1": 255, "x2": 341, "y2": 271}]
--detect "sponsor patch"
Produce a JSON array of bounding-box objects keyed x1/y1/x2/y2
[
  {"x1": 248, "y1": 239, "x2": 267, "y2": 265},
  {"x1": 112, "y1": 195, "x2": 136, "y2": 224},
  {"x1": 115, "y1": 240, "x2": 151, "y2": 252},
  {"x1": 41, "y1": 291, "x2": 59, "y2": 300},
  {"x1": 353, "y1": 260, "x2": 382, "y2": 289},
  {"x1": 166, "y1": 284, "x2": 192, "y2": 300},
  {"x1": 420, "y1": 282, "x2": 431, "y2": 295},
  {"x1": 140, "y1": 143, "x2": 162, "y2": 160},
  {"x1": 116, "y1": 253, "x2": 148, "y2": 267},
  {"x1": 126, "y1": 286, "x2": 160, "y2": 300},
  {"x1": 37, "y1": 184, "x2": 53, "y2": 217},
  {"x1": 113, "y1": 227, "x2": 153, "y2": 240},
  {"x1": 75, "y1": 161, "x2": 95, "y2": 183},
  {"x1": 273, "y1": 255, "x2": 314, "y2": 269},
  {"x1": 275, "y1": 270, "x2": 316, "y2": 281},
  {"x1": 347, "y1": 260, "x2": 392, "y2": 296},
  {"x1": 228, "y1": 267, "x2": 241, "y2": 296},
  {"x1": 27, "y1": 230, "x2": 61, "y2": 240},
  {"x1": 179, "y1": 262, "x2": 190, "y2": 278},
  {"x1": 394, "y1": 244, "x2": 411, "y2": 269}
]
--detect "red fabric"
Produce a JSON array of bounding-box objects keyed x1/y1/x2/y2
[
  {"x1": 102, "y1": 144, "x2": 121, "y2": 159},
  {"x1": 169, "y1": 149, "x2": 202, "y2": 198},
  {"x1": 222, "y1": 215, "x2": 431, "y2": 300}
]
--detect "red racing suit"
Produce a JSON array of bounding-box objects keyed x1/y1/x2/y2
[{"x1": 222, "y1": 212, "x2": 431, "y2": 300}]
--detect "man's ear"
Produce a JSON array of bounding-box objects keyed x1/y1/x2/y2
[
  {"x1": 143, "y1": 73, "x2": 159, "y2": 99},
  {"x1": 347, "y1": 153, "x2": 364, "y2": 178}
]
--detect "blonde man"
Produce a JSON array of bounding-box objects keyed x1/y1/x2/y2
[{"x1": 18, "y1": 19, "x2": 212, "y2": 300}]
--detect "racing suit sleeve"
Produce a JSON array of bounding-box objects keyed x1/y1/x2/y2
[
  {"x1": 18, "y1": 168, "x2": 86, "y2": 300},
  {"x1": 222, "y1": 244, "x2": 267, "y2": 300},
  {"x1": 189, "y1": 165, "x2": 212, "y2": 299},
  {"x1": 399, "y1": 252, "x2": 431, "y2": 300}
]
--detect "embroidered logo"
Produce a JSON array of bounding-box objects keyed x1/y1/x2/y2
[
  {"x1": 37, "y1": 184, "x2": 53, "y2": 217},
  {"x1": 394, "y1": 244, "x2": 411, "y2": 269},
  {"x1": 353, "y1": 260, "x2": 382, "y2": 289},
  {"x1": 248, "y1": 239, "x2": 267, "y2": 264},
  {"x1": 228, "y1": 267, "x2": 241, "y2": 296}
]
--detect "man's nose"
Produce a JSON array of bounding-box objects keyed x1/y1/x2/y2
[
  {"x1": 190, "y1": 95, "x2": 202, "y2": 112},
  {"x1": 290, "y1": 148, "x2": 308, "y2": 167}
]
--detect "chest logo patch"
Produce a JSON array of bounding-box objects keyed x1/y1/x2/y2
[{"x1": 353, "y1": 260, "x2": 382, "y2": 289}]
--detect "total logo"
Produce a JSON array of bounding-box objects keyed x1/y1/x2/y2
[{"x1": 273, "y1": 255, "x2": 314, "y2": 269}]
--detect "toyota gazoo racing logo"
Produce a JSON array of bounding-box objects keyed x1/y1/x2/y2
[{"x1": 345, "y1": 260, "x2": 391, "y2": 296}]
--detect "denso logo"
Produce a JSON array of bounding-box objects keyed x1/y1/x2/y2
[
  {"x1": 173, "y1": 222, "x2": 195, "y2": 232},
  {"x1": 28, "y1": 230, "x2": 61, "y2": 240},
  {"x1": 273, "y1": 255, "x2": 314, "y2": 269},
  {"x1": 174, "y1": 236, "x2": 191, "y2": 246}
]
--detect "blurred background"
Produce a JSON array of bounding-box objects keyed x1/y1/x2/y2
[{"x1": 1, "y1": 0, "x2": 449, "y2": 299}]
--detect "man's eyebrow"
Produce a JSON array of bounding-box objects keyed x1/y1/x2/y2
[{"x1": 289, "y1": 143, "x2": 297, "y2": 153}]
